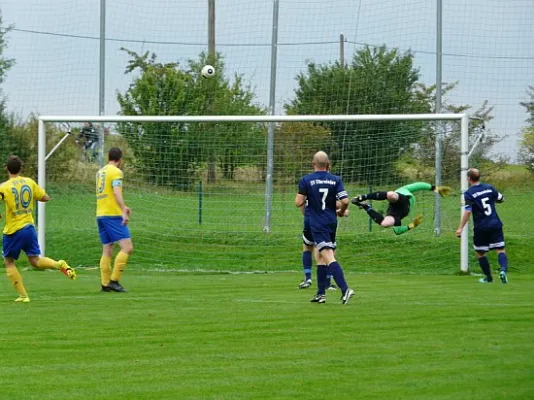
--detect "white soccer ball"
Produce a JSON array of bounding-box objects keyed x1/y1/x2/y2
[{"x1": 201, "y1": 65, "x2": 215, "y2": 78}]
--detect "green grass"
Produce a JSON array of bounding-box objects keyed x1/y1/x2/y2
[
  {"x1": 27, "y1": 183, "x2": 533, "y2": 275},
  {"x1": 0, "y1": 270, "x2": 533, "y2": 399}
]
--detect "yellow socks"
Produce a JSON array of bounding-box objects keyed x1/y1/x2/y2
[
  {"x1": 36, "y1": 257, "x2": 59, "y2": 270},
  {"x1": 6, "y1": 267, "x2": 28, "y2": 299},
  {"x1": 111, "y1": 251, "x2": 129, "y2": 282},
  {"x1": 100, "y1": 255, "x2": 111, "y2": 286}
]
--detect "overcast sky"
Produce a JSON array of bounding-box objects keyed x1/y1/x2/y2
[{"x1": 2, "y1": 0, "x2": 533, "y2": 160}]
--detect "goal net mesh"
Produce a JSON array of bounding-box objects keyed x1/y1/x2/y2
[{"x1": 43, "y1": 117, "x2": 464, "y2": 274}]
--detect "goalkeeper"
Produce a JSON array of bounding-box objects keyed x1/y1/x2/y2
[{"x1": 351, "y1": 182, "x2": 451, "y2": 235}]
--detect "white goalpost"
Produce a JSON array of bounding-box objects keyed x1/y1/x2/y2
[{"x1": 38, "y1": 113, "x2": 470, "y2": 273}]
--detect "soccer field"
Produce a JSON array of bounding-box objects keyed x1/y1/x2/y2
[{"x1": 1, "y1": 270, "x2": 533, "y2": 399}]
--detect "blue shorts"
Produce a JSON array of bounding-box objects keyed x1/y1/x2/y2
[
  {"x1": 3, "y1": 225, "x2": 41, "y2": 260},
  {"x1": 97, "y1": 217, "x2": 131, "y2": 245},
  {"x1": 302, "y1": 219, "x2": 314, "y2": 246},
  {"x1": 312, "y1": 229, "x2": 337, "y2": 252},
  {"x1": 473, "y1": 227, "x2": 505, "y2": 252}
]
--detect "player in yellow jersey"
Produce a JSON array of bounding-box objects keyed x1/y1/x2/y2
[
  {"x1": 0, "y1": 156, "x2": 76, "y2": 302},
  {"x1": 96, "y1": 147, "x2": 133, "y2": 292}
]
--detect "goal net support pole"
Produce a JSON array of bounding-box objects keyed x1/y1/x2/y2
[{"x1": 38, "y1": 113, "x2": 470, "y2": 272}]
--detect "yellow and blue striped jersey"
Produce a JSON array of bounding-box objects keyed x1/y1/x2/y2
[
  {"x1": 0, "y1": 176, "x2": 46, "y2": 235},
  {"x1": 96, "y1": 164, "x2": 124, "y2": 217}
]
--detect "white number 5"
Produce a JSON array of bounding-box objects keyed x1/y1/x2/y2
[
  {"x1": 481, "y1": 197, "x2": 492, "y2": 216},
  {"x1": 319, "y1": 188, "x2": 329, "y2": 210}
]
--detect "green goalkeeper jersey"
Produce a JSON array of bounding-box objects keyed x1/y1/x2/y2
[{"x1": 392, "y1": 182, "x2": 433, "y2": 235}]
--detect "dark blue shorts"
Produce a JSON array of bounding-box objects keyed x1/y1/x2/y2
[
  {"x1": 3, "y1": 225, "x2": 41, "y2": 260},
  {"x1": 473, "y1": 227, "x2": 505, "y2": 252},
  {"x1": 97, "y1": 217, "x2": 131, "y2": 245},
  {"x1": 312, "y1": 229, "x2": 337, "y2": 252},
  {"x1": 302, "y1": 228, "x2": 314, "y2": 246},
  {"x1": 302, "y1": 219, "x2": 314, "y2": 246}
]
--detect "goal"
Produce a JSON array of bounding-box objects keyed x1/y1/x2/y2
[{"x1": 37, "y1": 114, "x2": 470, "y2": 274}]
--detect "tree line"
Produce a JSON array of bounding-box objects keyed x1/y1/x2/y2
[{"x1": 1, "y1": 11, "x2": 533, "y2": 188}]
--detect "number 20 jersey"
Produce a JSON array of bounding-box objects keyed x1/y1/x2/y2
[
  {"x1": 463, "y1": 182, "x2": 503, "y2": 230},
  {"x1": 0, "y1": 177, "x2": 46, "y2": 235},
  {"x1": 298, "y1": 171, "x2": 348, "y2": 231}
]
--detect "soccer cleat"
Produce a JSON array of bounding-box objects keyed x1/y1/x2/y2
[
  {"x1": 310, "y1": 294, "x2": 326, "y2": 303},
  {"x1": 478, "y1": 277, "x2": 493, "y2": 284},
  {"x1": 341, "y1": 288, "x2": 355, "y2": 304},
  {"x1": 298, "y1": 279, "x2": 312, "y2": 289},
  {"x1": 108, "y1": 280, "x2": 127, "y2": 292},
  {"x1": 351, "y1": 196, "x2": 366, "y2": 207},
  {"x1": 499, "y1": 271, "x2": 508, "y2": 284},
  {"x1": 101, "y1": 285, "x2": 112, "y2": 292},
  {"x1": 14, "y1": 296, "x2": 30, "y2": 303},
  {"x1": 351, "y1": 195, "x2": 365, "y2": 204},
  {"x1": 327, "y1": 284, "x2": 337, "y2": 291},
  {"x1": 58, "y1": 260, "x2": 77, "y2": 280},
  {"x1": 351, "y1": 200, "x2": 369, "y2": 210}
]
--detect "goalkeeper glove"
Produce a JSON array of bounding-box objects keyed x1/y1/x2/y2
[
  {"x1": 431, "y1": 185, "x2": 451, "y2": 197},
  {"x1": 408, "y1": 214, "x2": 424, "y2": 230}
]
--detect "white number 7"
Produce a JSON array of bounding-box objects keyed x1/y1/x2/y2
[{"x1": 319, "y1": 188, "x2": 328, "y2": 210}]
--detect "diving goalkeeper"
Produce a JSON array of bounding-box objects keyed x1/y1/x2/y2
[{"x1": 351, "y1": 182, "x2": 451, "y2": 235}]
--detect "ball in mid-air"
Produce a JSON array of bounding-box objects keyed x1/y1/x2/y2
[{"x1": 201, "y1": 65, "x2": 215, "y2": 78}]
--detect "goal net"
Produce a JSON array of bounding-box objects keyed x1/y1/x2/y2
[{"x1": 38, "y1": 114, "x2": 470, "y2": 275}]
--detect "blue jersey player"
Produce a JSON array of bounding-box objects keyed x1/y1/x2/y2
[
  {"x1": 295, "y1": 151, "x2": 354, "y2": 304},
  {"x1": 456, "y1": 168, "x2": 509, "y2": 283},
  {"x1": 297, "y1": 201, "x2": 339, "y2": 290}
]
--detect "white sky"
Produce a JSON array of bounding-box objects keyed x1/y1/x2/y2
[{"x1": 2, "y1": 0, "x2": 534, "y2": 160}]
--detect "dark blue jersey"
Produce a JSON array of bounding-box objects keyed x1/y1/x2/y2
[
  {"x1": 298, "y1": 171, "x2": 348, "y2": 230},
  {"x1": 464, "y1": 183, "x2": 503, "y2": 230}
]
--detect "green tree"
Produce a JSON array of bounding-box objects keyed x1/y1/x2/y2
[
  {"x1": 0, "y1": 11, "x2": 16, "y2": 160},
  {"x1": 402, "y1": 82, "x2": 504, "y2": 182},
  {"x1": 286, "y1": 45, "x2": 429, "y2": 184},
  {"x1": 518, "y1": 127, "x2": 534, "y2": 172},
  {"x1": 274, "y1": 122, "x2": 334, "y2": 184},
  {"x1": 519, "y1": 86, "x2": 534, "y2": 172},
  {"x1": 519, "y1": 85, "x2": 534, "y2": 126},
  {"x1": 116, "y1": 49, "x2": 264, "y2": 187}
]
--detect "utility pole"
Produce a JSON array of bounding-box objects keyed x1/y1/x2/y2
[
  {"x1": 98, "y1": 0, "x2": 106, "y2": 167},
  {"x1": 339, "y1": 33, "x2": 345, "y2": 67},
  {"x1": 263, "y1": 0, "x2": 279, "y2": 233},
  {"x1": 207, "y1": 0, "x2": 216, "y2": 183},
  {"x1": 434, "y1": 0, "x2": 443, "y2": 235}
]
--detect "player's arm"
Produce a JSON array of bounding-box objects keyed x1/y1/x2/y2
[
  {"x1": 295, "y1": 178, "x2": 307, "y2": 208},
  {"x1": 33, "y1": 183, "x2": 50, "y2": 202},
  {"x1": 112, "y1": 177, "x2": 131, "y2": 225},
  {"x1": 456, "y1": 199, "x2": 472, "y2": 237},
  {"x1": 336, "y1": 198, "x2": 349, "y2": 217},
  {"x1": 393, "y1": 214, "x2": 423, "y2": 235},
  {"x1": 295, "y1": 194, "x2": 306, "y2": 208},
  {"x1": 495, "y1": 191, "x2": 504, "y2": 203},
  {"x1": 399, "y1": 182, "x2": 433, "y2": 193},
  {"x1": 400, "y1": 182, "x2": 451, "y2": 197},
  {"x1": 336, "y1": 200, "x2": 349, "y2": 217}
]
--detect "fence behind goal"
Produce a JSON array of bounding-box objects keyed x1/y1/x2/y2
[{"x1": 38, "y1": 114, "x2": 470, "y2": 274}]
